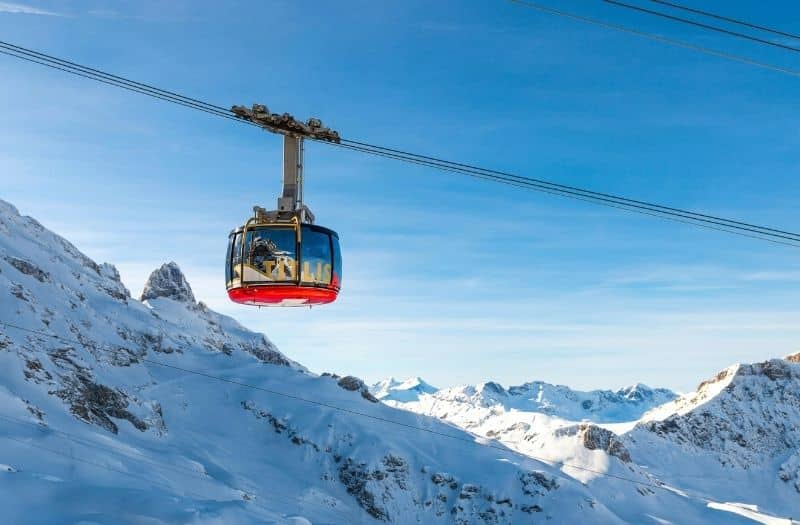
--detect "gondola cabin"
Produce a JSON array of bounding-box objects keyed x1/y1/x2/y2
[
  {"x1": 226, "y1": 218, "x2": 341, "y2": 306},
  {"x1": 225, "y1": 104, "x2": 343, "y2": 307}
]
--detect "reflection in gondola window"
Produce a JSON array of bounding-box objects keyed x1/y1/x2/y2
[
  {"x1": 301, "y1": 227, "x2": 332, "y2": 285},
  {"x1": 245, "y1": 228, "x2": 296, "y2": 282}
]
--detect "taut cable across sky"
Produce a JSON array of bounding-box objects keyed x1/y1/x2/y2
[{"x1": 1, "y1": 37, "x2": 799, "y2": 247}]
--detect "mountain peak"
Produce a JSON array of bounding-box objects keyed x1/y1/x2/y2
[
  {"x1": 397, "y1": 376, "x2": 435, "y2": 390},
  {"x1": 478, "y1": 381, "x2": 507, "y2": 396},
  {"x1": 140, "y1": 262, "x2": 196, "y2": 303},
  {"x1": 370, "y1": 376, "x2": 438, "y2": 402}
]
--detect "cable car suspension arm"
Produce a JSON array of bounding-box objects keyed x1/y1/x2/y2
[{"x1": 233, "y1": 104, "x2": 340, "y2": 225}]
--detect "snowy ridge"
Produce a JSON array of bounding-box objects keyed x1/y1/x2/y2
[
  {"x1": 370, "y1": 376, "x2": 438, "y2": 402},
  {"x1": 387, "y1": 378, "x2": 676, "y2": 422},
  {"x1": 1, "y1": 197, "x2": 798, "y2": 524}
]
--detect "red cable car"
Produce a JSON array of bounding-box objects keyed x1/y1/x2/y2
[
  {"x1": 226, "y1": 216, "x2": 342, "y2": 306},
  {"x1": 226, "y1": 105, "x2": 342, "y2": 307}
]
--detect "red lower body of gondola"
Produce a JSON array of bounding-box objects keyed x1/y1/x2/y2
[{"x1": 228, "y1": 285, "x2": 338, "y2": 306}]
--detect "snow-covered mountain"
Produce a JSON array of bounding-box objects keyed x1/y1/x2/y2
[
  {"x1": 626, "y1": 356, "x2": 800, "y2": 515},
  {"x1": 1, "y1": 197, "x2": 798, "y2": 524},
  {"x1": 370, "y1": 377, "x2": 438, "y2": 403},
  {"x1": 386, "y1": 358, "x2": 800, "y2": 523}
]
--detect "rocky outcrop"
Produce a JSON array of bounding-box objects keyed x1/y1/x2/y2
[
  {"x1": 140, "y1": 262, "x2": 195, "y2": 303},
  {"x1": 634, "y1": 356, "x2": 800, "y2": 469},
  {"x1": 3, "y1": 255, "x2": 50, "y2": 283},
  {"x1": 337, "y1": 375, "x2": 379, "y2": 403},
  {"x1": 554, "y1": 424, "x2": 631, "y2": 463},
  {"x1": 56, "y1": 375, "x2": 148, "y2": 434},
  {"x1": 580, "y1": 425, "x2": 631, "y2": 463}
]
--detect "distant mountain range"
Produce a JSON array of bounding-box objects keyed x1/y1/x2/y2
[
  {"x1": 1, "y1": 197, "x2": 798, "y2": 524},
  {"x1": 372, "y1": 377, "x2": 676, "y2": 423}
]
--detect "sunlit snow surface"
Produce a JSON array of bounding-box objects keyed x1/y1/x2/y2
[{"x1": 0, "y1": 197, "x2": 798, "y2": 524}]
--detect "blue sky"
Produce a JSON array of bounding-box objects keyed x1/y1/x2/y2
[{"x1": 2, "y1": 0, "x2": 800, "y2": 392}]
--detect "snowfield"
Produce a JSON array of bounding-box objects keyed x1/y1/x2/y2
[{"x1": 1, "y1": 197, "x2": 798, "y2": 524}]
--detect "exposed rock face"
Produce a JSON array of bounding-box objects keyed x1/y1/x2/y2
[
  {"x1": 580, "y1": 425, "x2": 631, "y2": 463},
  {"x1": 3, "y1": 255, "x2": 50, "y2": 283},
  {"x1": 140, "y1": 262, "x2": 195, "y2": 303},
  {"x1": 633, "y1": 357, "x2": 800, "y2": 470},
  {"x1": 56, "y1": 375, "x2": 148, "y2": 434},
  {"x1": 338, "y1": 375, "x2": 379, "y2": 403},
  {"x1": 552, "y1": 424, "x2": 631, "y2": 463}
]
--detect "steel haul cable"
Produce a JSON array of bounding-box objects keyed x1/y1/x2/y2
[
  {"x1": 332, "y1": 142, "x2": 800, "y2": 247},
  {"x1": 2, "y1": 38, "x2": 799, "y2": 246},
  {"x1": 647, "y1": 0, "x2": 800, "y2": 42},
  {"x1": 331, "y1": 140, "x2": 800, "y2": 244},
  {"x1": 603, "y1": 0, "x2": 800, "y2": 54},
  {"x1": 508, "y1": 0, "x2": 800, "y2": 78}
]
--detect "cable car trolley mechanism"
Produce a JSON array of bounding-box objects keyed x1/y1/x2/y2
[{"x1": 225, "y1": 104, "x2": 342, "y2": 307}]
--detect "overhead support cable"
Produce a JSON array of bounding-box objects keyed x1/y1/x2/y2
[
  {"x1": 603, "y1": 0, "x2": 800, "y2": 54},
  {"x1": 2, "y1": 38, "x2": 800, "y2": 246},
  {"x1": 647, "y1": 0, "x2": 800, "y2": 41},
  {"x1": 330, "y1": 142, "x2": 800, "y2": 247},
  {"x1": 0, "y1": 42, "x2": 250, "y2": 124},
  {"x1": 507, "y1": 0, "x2": 800, "y2": 78},
  {"x1": 333, "y1": 139, "x2": 800, "y2": 241}
]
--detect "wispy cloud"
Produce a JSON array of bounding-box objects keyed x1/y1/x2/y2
[{"x1": 0, "y1": 2, "x2": 61, "y2": 16}]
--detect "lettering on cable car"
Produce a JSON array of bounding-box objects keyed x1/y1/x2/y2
[{"x1": 244, "y1": 257, "x2": 332, "y2": 284}]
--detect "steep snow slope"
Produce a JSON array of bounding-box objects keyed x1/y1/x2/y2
[{"x1": 1, "y1": 197, "x2": 795, "y2": 524}]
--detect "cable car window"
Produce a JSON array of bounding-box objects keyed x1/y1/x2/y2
[
  {"x1": 225, "y1": 234, "x2": 234, "y2": 283},
  {"x1": 244, "y1": 227, "x2": 297, "y2": 283},
  {"x1": 231, "y1": 232, "x2": 243, "y2": 281},
  {"x1": 332, "y1": 234, "x2": 342, "y2": 288},
  {"x1": 301, "y1": 226, "x2": 333, "y2": 285}
]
